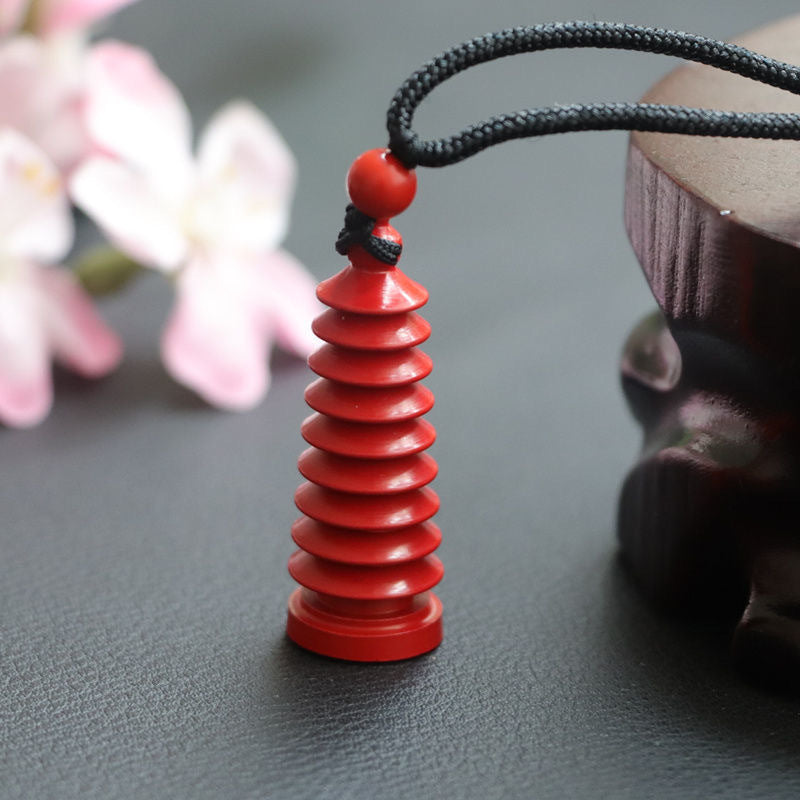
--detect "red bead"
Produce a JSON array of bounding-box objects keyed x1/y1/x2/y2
[{"x1": 346, "y1": 148, "x2": 417, "y2": 219}]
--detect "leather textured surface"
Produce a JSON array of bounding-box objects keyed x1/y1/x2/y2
[{"x1": 4, "y1": 1, "x2": 800, "y2": 797}]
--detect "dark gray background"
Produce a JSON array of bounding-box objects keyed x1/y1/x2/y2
[{"x1": 4, "y1": 1, "x2": 800, "y2": 798}]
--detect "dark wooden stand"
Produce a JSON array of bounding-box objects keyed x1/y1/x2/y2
[{"x1": 620, "y1": 16, "x2": 800, "y2": 689}]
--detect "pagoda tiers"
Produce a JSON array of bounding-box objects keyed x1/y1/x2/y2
[{"x1": 286, "y1": 222, "x2": 443, "y2": 662}]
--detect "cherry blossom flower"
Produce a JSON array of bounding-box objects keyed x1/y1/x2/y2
[
  {"x1": 0, "y1": 0, "x2": 137, "y2": 172},
  {"x1": 71, "y1": 41, "x2": 320, "y2": 410},
  {"x1": 0, "y1": 127, "x2": 121, "y2": 427}
]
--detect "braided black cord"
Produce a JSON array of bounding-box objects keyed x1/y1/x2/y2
[
  {"x1": 386, "y1": 21, "x2": 800, "y2": 168},
  {"x1": 336, "y1": 203, "x2": 403, "y2": 264}
]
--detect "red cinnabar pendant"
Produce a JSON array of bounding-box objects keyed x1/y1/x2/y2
[{"x1": 286, "y1": 149, "x2": 443, "y2": 661}]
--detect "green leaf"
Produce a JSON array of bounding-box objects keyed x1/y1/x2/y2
[{"x1": 73, "y1": 248, "x2": 144, "y2": 297}]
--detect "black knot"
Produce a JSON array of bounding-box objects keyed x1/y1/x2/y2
[{"x1": 335, "y1": 204, "x2": 402, "y2": 265}]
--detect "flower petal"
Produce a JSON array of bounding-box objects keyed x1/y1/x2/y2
[
  {"x1": 0, "y1": 0, "x2": 27, "y2": 36},
  {"x1": 191, "y1": 100, "x2": 295, "y2": 252},
  {"x1": 34, "y1": 91, "x2": 89, "y2": 174},
  {"x1": 0, "y1": 36, "x2": 88, "y2": 172},
  {"x1": 36, "y1": 0, "x2": 137, "y2": 36},
  {"x1": 70, "y1": 156, "x2": 187, "y2": 270},
  {"x1": 0, "y1": 274, "x2": 52, "y2": 427},
  {"x1": 0, "y1": 38, "x2": 39, "y2": 135},
  {"x1": 0, "y1": 126, "x2": 72, "y2": 261},
  {"x1": 37, "y1": 266, "x2": 122, "y2": 376},
  {"x1": 84, "y1": 40, "x2": 192, "y2": 183},
  {"x1": 253, "y1": 249, "x2": 321, "y2": 357},
  {"x1": 161, "y1": 254, "x2": 270, "y2": 410}
]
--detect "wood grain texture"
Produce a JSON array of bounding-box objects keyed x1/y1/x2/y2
[
  {"x1": 632, "y1": 15, "x2": 800, "y2": 246},
  {"x1": 621, "y1": 15, "x2": 800, "y2": 690}
]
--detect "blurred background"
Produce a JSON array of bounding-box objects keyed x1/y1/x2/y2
[{"x1": 5, "y1": 1, "x2": 800, "y2": 798}]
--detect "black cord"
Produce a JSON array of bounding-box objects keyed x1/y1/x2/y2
[
  {"x1": 338, "y1": 20, "x2": 800, "y2": 261},
  {"x1": 386, "y1": 21, "x2": 800, "y2": 168},
  {"x1": 335, "y1": 204, "x2": 402, "y2": 263}
]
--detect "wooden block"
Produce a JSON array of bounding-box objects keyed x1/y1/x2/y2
[{"x1": 621, "y1": 15, "x2": 800, "y2": 689}]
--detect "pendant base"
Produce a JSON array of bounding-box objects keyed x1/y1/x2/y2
[{"x1": 286, "y1": 588, "x2": 442, "y2": 662}]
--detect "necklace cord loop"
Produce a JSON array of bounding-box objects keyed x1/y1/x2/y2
[{"x1": 386, "y1": 21, "x2": 800, "y2": 169}]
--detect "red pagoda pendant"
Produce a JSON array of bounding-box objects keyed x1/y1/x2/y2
[{"x1": 286, "y1": 149, "x2": 443, "y2": 661}]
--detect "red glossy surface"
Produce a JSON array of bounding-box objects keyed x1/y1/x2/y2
[
  {"x1": 312, "y1": 309, "x2": 431, "y2": 350},
  {"x1": 308, "y1": 345, "x2": 432, "y2": 386},
  {"x1": 316, "y1": 264, "x2": 428, "y2": 314},
  {"x1": 287, "y1": 588, "x2": 442, "y2": 662},
  {"x1": 297, "y1": 449, "x2": 437, "y2": 494},
  {"x1": 304, "y1": 379, "x2": 434, "y2": 423},
  {"x1": 346, "y1": 148, "x2": 417, "y2": 219},
  {"x1": 301, "y1": 414, "x2": 436, "y2": 458},
  {"x1": 295, "y1": 483, "x2": 439, "y2": 530},
  {"x1": 291, "y1": 518, "x2": 442, "y2": 565},
  {"x1": 288, "y1": 551, "x2": 443, "y2": 600},
  {"x1": 287, "y1": 149, "x2": 440, "y2": 662}
]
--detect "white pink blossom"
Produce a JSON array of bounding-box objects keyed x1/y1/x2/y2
[
  {"x1": 0, "y1": 127, "x2": 121, "y2": 427},
  {"x1": 71, "y1": 41, "x2": 320, "y2": 410}
]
